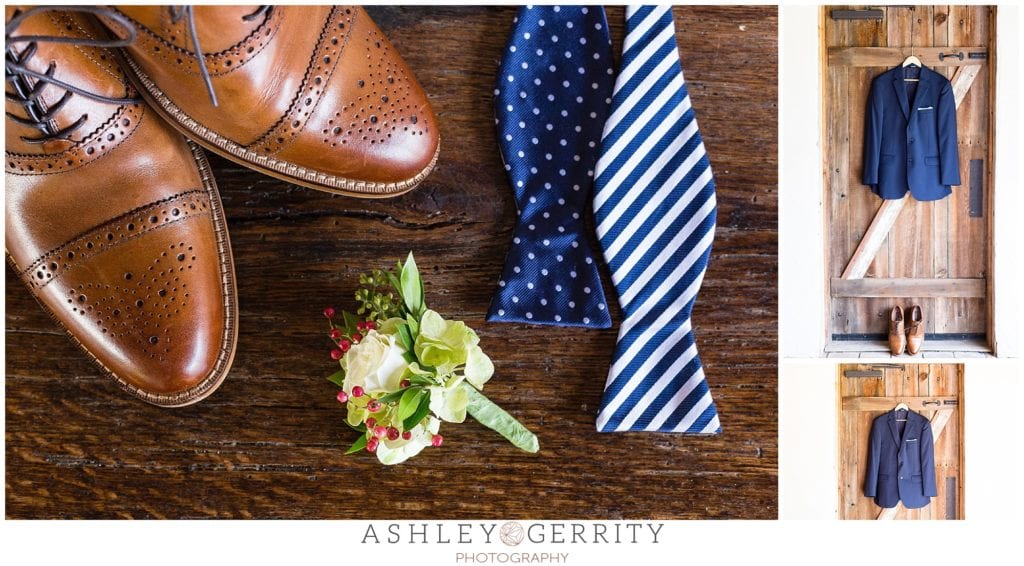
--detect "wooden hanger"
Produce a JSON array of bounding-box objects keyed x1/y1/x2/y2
[{"x1": 902, "y1": 55, "x2": 922, "y2": 82}]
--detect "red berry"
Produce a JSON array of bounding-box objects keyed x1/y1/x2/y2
[
  {"x1": 336, "y1": 391, "x2": 349, "y2": 404},
  {"x1": 338, "y1": 339, "x2": 352, "y2": 352},
  {"x1": 401, "y1": 431, "x2": 412, "y2": 440},
  {"x1": 367, "y1": 399, "x2": 381, "y2": 412},
  {"x1": 330, "y1": 328, "x2": 342, "y2": 339},
  {"x1": 356, "y1": 321, "x2": 367, "y2": 332},
  {"x1": 330, "y1": 349, "x2": 343, "y2": 360},
  {"x1": 431, "y1": 434, "x2": 444, "y2": 447},
  {"x1": 352, "y1": 332, "x2": 363, "y2": 343},
  {"x1": 386, "y1": 427, "x2": 400, "y2": 441},
  {"x1": 352, "y1": 386, "x2": 364, "y2": 398},
  {"x1": 366, "y1": 437, "x2": 379, "y2": 453},
  {"x1": 365, "y1": 417, "x2": 377, "y2": 429},
  {"x1": 400, "y1": 379, "x2": 411, "y2": 388},
  {"x1": 365, "y1": 321, "x2": 377, "y2": 330},
  {"x1": 373, "y1": 425, "x2": 387, "y2": 438},
  {"x1": 323, "y1": 307, "x2": 336, "y2": 319}
]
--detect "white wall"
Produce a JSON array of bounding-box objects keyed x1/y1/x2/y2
[
  {"x1": 779, "y1": 359, "x2": 1024, "y2": 519},
  {"x1": 778, "y1": 5, "x2": 826, "y2": 358},
  {"x1": 779, "y1": 5, "x2": 1024, "y2": 358},
  {"x1": 778, "y1": 361, "x2": 838, "y2": 520},
  {"x1": 992, "y1": 6, "x2": 1024, "y2": 357}
]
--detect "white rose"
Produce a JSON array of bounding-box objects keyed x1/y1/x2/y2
[{"x1": 341, "y1": 330, "x2": 408, "y2": 394}]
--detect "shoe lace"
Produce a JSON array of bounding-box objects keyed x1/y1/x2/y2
[
  {"x1": 5, "y1": 6, "x2": 142, "y2": 145},
  {"x1": 168, "y1": 5, "x2": 273, "y2": 108}
]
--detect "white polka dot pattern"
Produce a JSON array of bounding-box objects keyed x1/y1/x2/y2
[{"x1": 487, "y1": 5, "x2": 614, "y2": 329}]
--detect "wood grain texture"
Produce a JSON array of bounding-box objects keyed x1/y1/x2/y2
[
  {"x1": 822, "y1": 5, "x2": 994, "y2": 344},
  {"x1": 838, "y1": 363, "x2": 963, "y2": 520},
  {"x1": 4, "y1": 6, "x2": 778, "y2": 519}
]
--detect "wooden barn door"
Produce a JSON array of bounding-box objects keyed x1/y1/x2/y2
[
  {"x1": 822, "y1": 6, "x2": 996, "y2": 354},
  {"x1": 838, "y1": 363, "x2": 964, "y2": 520}
]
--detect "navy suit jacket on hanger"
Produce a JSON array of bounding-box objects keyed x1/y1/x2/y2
[
  {"x1": 864, "y1": 408, "x2": 937, "y2": 509},
  {"x1": 862, "y1": 65, "x2": 961, "y2": 201}
]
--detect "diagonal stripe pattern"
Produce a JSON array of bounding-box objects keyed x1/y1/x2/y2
[{"x1": 593, "y1": 5, "x2": 720, "y2": 434}]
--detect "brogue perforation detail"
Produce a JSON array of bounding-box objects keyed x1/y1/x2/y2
[
  {"x1": 5, "y1": 103, "x2": 144, "y2": 175},
  {"x1": 248, "y1": 7, "x2": 355, "y2": 155},
  {"x1": 22, "y1": 190, "x2": 212, "y2": 289},
  {"x1": 322, "y1": 22, "x2": 432, "y2": 149},
  {"x1": 122, "y1": 6, "x2": 284, "y2": 77},
  {"x1": 62, "y1": 238, "x2": 198, "y2": 364}
]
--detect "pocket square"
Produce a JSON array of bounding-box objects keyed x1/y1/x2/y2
[
  {"x1": 917, "y1": 106, "x2": 934, "y2": 111},
  {"x1": 906, "y1": 438, "x2": 919, "y2": 442}
]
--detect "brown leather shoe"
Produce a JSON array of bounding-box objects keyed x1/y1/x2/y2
[
  {"x1": 888, "y1": 306, "x2": 906, "y2": 356},
  {"x1": 5, "y1": 6, "x2": 237, "y2": 406},
  {"x1": 907, "y1": 305, "x2": 925, "y2": 355},
  {"x1": 99, "y1": 6, "x2": 439, "y2": 198}
]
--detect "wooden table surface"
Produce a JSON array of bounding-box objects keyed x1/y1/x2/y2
[{"x1": 5, "y1": 6, "x2": 778, "y2": 519}]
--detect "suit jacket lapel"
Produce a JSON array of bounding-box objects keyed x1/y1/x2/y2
[
  {"x1": 887, "y1": 411, "x2": 900, "y2": 447},
  {"x1": 891, "y1": 70, "x2": 910, "y2": 120}
]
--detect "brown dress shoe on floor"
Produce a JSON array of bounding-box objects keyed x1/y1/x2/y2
[
  {"x1": 5, "y1": 6, "x2": 237, "y2": 406},
  {"x1": 907, "y1": 305, "x2": 924, "y2": 355},
  {"x1": 888, "y1": 306, "x2": 906, "y2": 356},
  {"x1": 99, "y1": 6, "x2": 439, "y2": 198}
]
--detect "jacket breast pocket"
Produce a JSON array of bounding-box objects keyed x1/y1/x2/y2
[
  {"x1": 924, "y1": 156, "x2": 940, "y2": 166},
  {"x1": 881, "y1": 153, "x2": 895, "y2": 162}
]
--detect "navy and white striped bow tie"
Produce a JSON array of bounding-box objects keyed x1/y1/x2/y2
[{"x1": 593, "y1": 5, "x2": 720, "y2": 433}]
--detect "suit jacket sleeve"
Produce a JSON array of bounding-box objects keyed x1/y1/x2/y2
[
  {"x1": 862, "y1": 79, "x2": 884, "y2": 188},
  {"x1": 937, "y1": 80, "x2": 961, "y2": 186},
  {"x1": 864, "y1": 417, "x2": 882, "y2": 497},
  {"x1": 921, "y1": 421, "x2": 938, "y2": 497}
]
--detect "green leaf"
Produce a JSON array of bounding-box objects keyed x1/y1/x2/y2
[
  {"x1": 402, "y1": 393, "x2": 432, "y2": 431},
  {"x1": 400, "y1": 252, "x2": 423, "y2": 316},
  {"x1": 386, "y1": 271, "x2": 402, "y2": 295},
  {"x1": 462, "y1": 383, "x2": 539, "y2": 453},
  {"x1": 406, "y1": 315, "x2": 420, "y2": 339},
  {"x1": 342, "y1": 311, "x2": 359, "y2": 335},
  {"x1": 396, "y1": 323, "x2": 415, "y2": 352},
  {"x1": 378, "y1": 389, "x2": 407, "y2": 404},
  {"x1": 326, "y1": 368, "x2": 346, "y2": 388},
  {"x1": 345, "y1": 434, "x2": 368, "y2": 455},
  {"x1": 407, "y1": 374, "x2": 434, "y2": 386},
  {"x1": 398, "y1": 388, "x2": 423, "y2": 421}
]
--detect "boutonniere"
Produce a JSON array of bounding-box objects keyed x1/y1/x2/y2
[{"x1": 323, "y1": 253, "x2": 539, "y2": 464}]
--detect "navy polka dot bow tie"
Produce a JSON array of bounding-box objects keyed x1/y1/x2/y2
[{"x1": 487, "y1": 5, "x2": 614, "y2": 328}]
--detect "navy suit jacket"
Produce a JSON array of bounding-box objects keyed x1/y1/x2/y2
[
  {"x1": 864, "y1": 409, "x2": 937, "y2": 509},
  {"x1": 862, "y1": 65, "x2": 961, "y2": 201}
]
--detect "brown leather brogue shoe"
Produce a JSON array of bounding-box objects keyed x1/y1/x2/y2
[
  {"x1": 100, "y1": 6, "x2": 439, "y2": 198},
  {"x1": 5, "y1": 6, "x2": 237, "y2": 406},
  {"x1": 907, "y1": 305, "x2": 924, "y2": 355},
  {"x1": 888, "y1": 306, "x2": 906, "y2": 356}
]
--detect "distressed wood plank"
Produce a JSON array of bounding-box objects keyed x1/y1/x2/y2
[
  {"x1": 4, "y1": 6, "x2": 779, "y2": 520},
  {"x1": 831, "y1": 277, "x2": 985, "y2": 298},
  {"x1": 842, "y1": 396, "x2": 957, "y2": 411},
  {"x1": 828, "y1": 45, "x2": 988, "y2": 66}
]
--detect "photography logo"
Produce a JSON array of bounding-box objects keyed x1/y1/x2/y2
[{"x1": 498, "y1": 522, "x2": 524, "y2": 546}]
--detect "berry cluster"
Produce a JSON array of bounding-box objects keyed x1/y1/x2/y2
[
  {"x1": 323, "y1": 306, "x2": 442, "y2": 454},
  {"x1": 323, "y1": 306, "x2": 375, "y2": 361}
]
